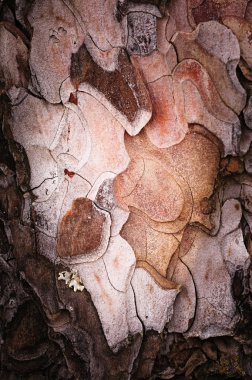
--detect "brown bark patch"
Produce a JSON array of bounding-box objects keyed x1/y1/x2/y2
[
  {"x1": 57, "y1": 198, "x2": 106, "y2": 258},
  {"x1": 70, "y1": 45, "x2": 151, "y2": 123},
  {"x1": 6, "y1": 302, "x2": 48, "y2": 361}
]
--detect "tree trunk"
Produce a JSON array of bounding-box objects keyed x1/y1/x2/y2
[{"x1": 1, "y1": 1, "x2": 252, "y2": 379}]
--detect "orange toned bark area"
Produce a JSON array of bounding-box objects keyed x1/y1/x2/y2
[
  {"x1": 145, "y1": 76, "x2": 183, "y2": 148},
  {"x1": 57, "y1": 198, "x2": 106, "y2": 258},
  {"x1": 220, "y1": 156, "x2": 244, "y2": 175},
  {"x1": 114, "y1": 125, "x2": 220, "y2": 281},
  {"x1": 133, "y1": 53, "x2": 188, "y2": 148},
  {"x1": 117, "y1": 158, "x2": 184, "y2": 223}
]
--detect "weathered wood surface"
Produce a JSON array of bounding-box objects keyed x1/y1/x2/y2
[{"x1": 1, "y1": 0, "x2": 252, "y2": 379}]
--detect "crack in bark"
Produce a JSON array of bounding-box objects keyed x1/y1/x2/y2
[
  {"x1": 102, "y1": 254, "x2": 125, "y2": 294},
  {"x1": 24, "y1": 175, "x2": 58, "y2": 195},
  {"x1": 178, "y1": 256, "x2": 198, "y2": 333}
]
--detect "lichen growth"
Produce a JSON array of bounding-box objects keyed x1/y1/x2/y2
[{"x1": 58, "y1": 269, "x2": 84, "y2": 292}]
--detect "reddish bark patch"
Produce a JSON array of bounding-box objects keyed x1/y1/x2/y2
[
  {"x1": 64, "y1": 168, "x2": 75, "y2": 178},
  {"x1": 192, "y1": 1, "x2": 219, "y2": 24},
  {"x1": 68, "y1": 92, "x2": 78, "y2": 105},
  {"x1": 94, "y1": 273, "x2": 101, "y2": 284},
  {"x1": 57, "y1": 198, "x2": 106, "y2": 258}
]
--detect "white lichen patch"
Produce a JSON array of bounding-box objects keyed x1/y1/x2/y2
[{"x1": 58, "y1": 269, "x2": 84, "y2": 292}]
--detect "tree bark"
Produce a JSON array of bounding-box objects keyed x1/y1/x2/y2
[{"x1": 1, "y1": 1, "x2": 252, "y2": 379}]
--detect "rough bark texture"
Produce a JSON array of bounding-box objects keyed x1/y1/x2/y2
[{"x1": 1, "y1": 0, "x2": 252, "y2": 379}]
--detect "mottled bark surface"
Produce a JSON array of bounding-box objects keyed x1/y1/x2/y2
[{"x1": 1, "y1": 1, "x2": 252, "y2": 379}]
